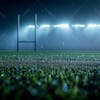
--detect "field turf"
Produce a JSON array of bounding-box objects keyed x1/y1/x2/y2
[{"x1": 0, "y1": 51, "x2": 100, "y2": 100}]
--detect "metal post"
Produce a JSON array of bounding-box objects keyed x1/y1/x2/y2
[
  {"x1": 17, "y1": 14, "x2": 20, "y2": 52},
  {"x1": 34, "y1": 13, "x2": 37, "y2": 51}
]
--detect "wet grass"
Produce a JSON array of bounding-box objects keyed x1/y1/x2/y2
[{"x1": 0, "y1": 51, "x2": 100, "y2": 100}]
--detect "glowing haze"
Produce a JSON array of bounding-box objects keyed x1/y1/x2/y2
[{"x1": 0, "y1": 0, "x2": 100, "y2": 50}]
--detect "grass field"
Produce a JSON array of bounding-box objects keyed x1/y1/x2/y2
[{"x1": 0, "y1": 51, "x2": 100, "y2": 100}]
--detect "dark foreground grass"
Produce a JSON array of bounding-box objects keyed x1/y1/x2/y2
[{"x1": 0, "y1": 51, "x2": 100, "y2": 100}]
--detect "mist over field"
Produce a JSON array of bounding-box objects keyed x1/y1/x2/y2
[{"x1": 0, "y1": 27, "x2": 100, "y2": 51}]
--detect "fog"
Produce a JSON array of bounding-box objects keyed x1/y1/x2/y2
[{"x1": 0, "y1": 25, "x2": 100, "y2": 51}]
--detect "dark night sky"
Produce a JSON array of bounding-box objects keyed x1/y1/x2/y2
[{"x1": 0, "y1": 0, "x2": 100, "y2": 29}]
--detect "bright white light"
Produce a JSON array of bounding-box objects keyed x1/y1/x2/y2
[
  {"x1": 72, "y1": 24, "x2": 86, "y2": 28},
  {"x1": 53, "y1": 24, "x2": 69, "y2": 28},
  {"x1": 40, "y1": 24, "x2": 50, "y2": 28},
  {"x1": 87, "y1": 24, "x2": 100, "y2": 28},
  {"x1": 27, "y1": 25, "x2": 35, "y2": 28}
]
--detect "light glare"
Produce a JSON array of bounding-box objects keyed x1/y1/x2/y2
[
  {"x1": 27, "y1": 25, "x2": 35, "y2": 28},
  {"x1": 53, "y1": 24, "x2": 69, "y2": 28},
  {"x1": 40, "y1": 24, "x2": 50, "y2": 28},
  {"x1": 72, "y1": 24, "x2": 86, "y2": 28},
  {"x1": 87, "y1": 24, "x2": 100, "y2": 28}
]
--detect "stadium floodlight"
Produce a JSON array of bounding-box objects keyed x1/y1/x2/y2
[
  {"x1": 87, "y1": 24, "x2": 100, "y2": 28},
  {"x1": 53, "y1": 24, "x2": 69, "y2": 28},
  {"x1": 27, "y1": 25, "x2": 35, "y2": 28},
  {"x1": 40, "y1": 24, "x2": 50, "y2": 28},
  {"x1": 72, "y1": 24, "x2": 86, "y2": 28}
]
